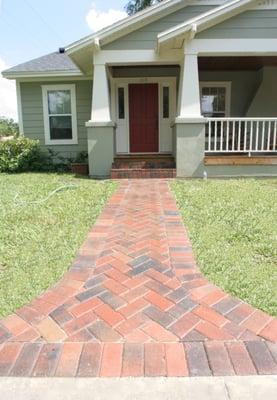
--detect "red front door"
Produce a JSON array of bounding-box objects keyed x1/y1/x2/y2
[{"x1": 129, "y1": 83, "x2": 159, "y2": 153}]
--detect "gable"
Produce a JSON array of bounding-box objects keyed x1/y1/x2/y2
[
  {"x1": 103, "y1": 5, "x2": 215, "y2": 50},
  {"x1": 196, "y1": 9, "x2": 277, "y2": 38}
]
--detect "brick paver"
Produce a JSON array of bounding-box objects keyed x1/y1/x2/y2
[{"x1": 0, "y1": 180, "x2": 276, "y2": 377}]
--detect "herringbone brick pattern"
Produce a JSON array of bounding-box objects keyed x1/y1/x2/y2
[{"x1": 0, "y1": 180, "x2": 276, "y2": 377}]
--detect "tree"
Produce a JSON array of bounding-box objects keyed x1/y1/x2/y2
[
  {"x1": 0, "y1": 117, "x2": 19, "y2": 137},
  {"x1": 125, "y1": 0, "x2": 164, "y2": 16}
]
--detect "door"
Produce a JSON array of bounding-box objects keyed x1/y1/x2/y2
[{"x1": 129, "y1": 83, "x2": 159, "y2": 153}]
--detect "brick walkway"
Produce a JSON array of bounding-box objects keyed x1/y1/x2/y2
[{"x1": 0, "y1": 180, "x2": 276, "y2": 377}]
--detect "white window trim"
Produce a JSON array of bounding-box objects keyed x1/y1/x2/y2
[
  {"x1": 16, "y1": 81, "x2": 24, "y2": 135},
  {"x1": 199, "y1": 81, "x2": 231, "y2": 117},
  {"x1": 42, "y1": 84, "x2": 78, "y2": 145}
]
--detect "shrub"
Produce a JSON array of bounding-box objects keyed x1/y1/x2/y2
[
  {"x1": 0, "y1": 137, "x2": 41, "y2": 172},
  {"x1": 0, "y1": 137, "x2": 72, "y2": 173},
  {"x1": 73, "y1": 151, "x2": 88, "y2": 163}
]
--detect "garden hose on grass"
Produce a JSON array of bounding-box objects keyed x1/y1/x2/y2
[{"x1": 13, "y1": 183, "x2": 78, "y2": 206}]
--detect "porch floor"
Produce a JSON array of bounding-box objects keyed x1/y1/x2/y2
[{"x1": 111, "y1": 154, "x2": 176, "y2": 179}]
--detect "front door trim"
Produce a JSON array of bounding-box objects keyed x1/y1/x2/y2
[{"x1": 111, "y1": 76, "x2": 176, "y2": 154}]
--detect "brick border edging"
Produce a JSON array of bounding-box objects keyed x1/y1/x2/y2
[{"x1": 0, "y1": 340, "x2": 277, "y2": 377}]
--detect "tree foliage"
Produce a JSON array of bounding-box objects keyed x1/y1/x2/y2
[
  {"x1": 125, "y1": 0, "x2": 164, "y2": 16},
  {"x1": 0, "y1": 117, "x2": 19, "y2": 137}
]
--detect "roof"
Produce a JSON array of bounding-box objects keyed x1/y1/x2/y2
[
  {"x1": 157, "y1": 0, "x2": 257, "y2": 46},
  {"x1": 2, "y1": 0, "x2": 259, "y2": 79},
  {"x1": 2, "y1": 52, "x2": 82, "y2": 78}
]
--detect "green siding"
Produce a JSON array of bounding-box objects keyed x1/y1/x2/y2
[
  {"x1": 21, "y1": 80, "x2": 92, "y2": 160},
  {"x1": 199, "y1": 70, "x2": 262, "y2": 117},
  {"x1": 104, "y1": 5, "x2": 214, "y2": 50},
  {"x1": 197, "y1": 10, "x2": 277, "y2": 39}
]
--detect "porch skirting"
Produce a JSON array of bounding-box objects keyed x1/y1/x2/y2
[
  {"x1": 204, "y1": 156, "x2": 277, "y2": 177},
  {"x1": 87, "y1": 122, "x2": 115, "y2": 178},
  {"x1": 204, "y1": 164, "x2": 277, "y2": 178},
  {"x1": 174, "y1": 119, "x2": 206, "y2": 178}
]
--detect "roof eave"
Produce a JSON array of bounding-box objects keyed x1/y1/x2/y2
[
  {"x1": 65, "y1": 0, "x2": 189, "y2": 54},
  {"x1": 2, "y1": 70, "x2": 84, "y2": 79}
]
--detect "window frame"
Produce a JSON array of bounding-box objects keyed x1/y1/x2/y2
[
  {"x1": 117, "y1": 87, "x2": 125, "y2": 120},
  {"x1": 162, "y1": 85, "x2": 170, "y2": 120},
  {"x1": 199, "y1": 81, "x2": 231, "y2": 118},
  {"x1": 42, "y1": 84, "x2": 78, "y2": 145}
]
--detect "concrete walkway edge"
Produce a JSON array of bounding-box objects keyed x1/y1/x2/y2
[{"x1": 0, "y1": 376, "x2": 276, "y2": 400}]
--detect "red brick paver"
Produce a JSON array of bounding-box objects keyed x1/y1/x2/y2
[{"x1": 0, "y1": 180, "x2": 276, "y2": 377}]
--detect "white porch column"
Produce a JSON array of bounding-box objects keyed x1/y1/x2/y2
[
  {"x1": 178, "y1": 51, "x2": 202, "y2": 119},
  {"x1": 91, "y1": 63, "x2": 111, "y2": 122},
  {"x1": 86, "y1": 57, "x2": 115, "y2": 178},
  {"x1": 174, "y1": 48, "x2": 206, "y2": 177}
]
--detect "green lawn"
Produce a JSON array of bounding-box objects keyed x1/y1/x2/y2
[
  {"x1": 0, "y1": 173, "x2": 117, "y2": 318},
  {"x1": 171, "y1": 179, "x2": 277, "y2": 317}
]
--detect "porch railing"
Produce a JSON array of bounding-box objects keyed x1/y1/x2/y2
[{"x1": 205, "y1": 118, "x2": 277, "y2": 155}]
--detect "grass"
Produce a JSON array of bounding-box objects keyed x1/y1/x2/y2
[
  {"x1": 0, "y1": 173, "x2": 117, "y2": 318},
  {"x1": 171, "y1": 179, "x2": 277, "y2": 317}
]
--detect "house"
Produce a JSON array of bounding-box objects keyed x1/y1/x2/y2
[{"x1": 2, "y1": 0, "x2": 277, "y2": 178}]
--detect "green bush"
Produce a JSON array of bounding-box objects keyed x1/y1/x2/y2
[
  {"x1": 0, "y1": 137, "x2": 41, "y2": 172},
  {"x1": 0, "y1": 137, "x2": 71, "y2": 173}
]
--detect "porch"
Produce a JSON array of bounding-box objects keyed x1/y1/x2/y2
[{"x1": 86, "y1": 48, "x2": 277, "y2": 178}]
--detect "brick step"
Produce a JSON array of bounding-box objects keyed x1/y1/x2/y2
[
  {"x1": 111, "y1": 168, "x2": 176, "y2": 179},
  {"x1": 113, "y1": 155, "x2": 175, "y2": 170}
]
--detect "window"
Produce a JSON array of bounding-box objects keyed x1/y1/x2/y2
[
  {"x1": 200, "y1": 82, "x2": 231, "y2": 117},
  {"x1": 42, "y1": 84, "x2": 78, "y2": 145},
  {"x1": 118, "y1": 87, "x2": 125, "y2": 119},
  {"x1": 163, "y1": 86, "x2": 170, "y2": 119}
]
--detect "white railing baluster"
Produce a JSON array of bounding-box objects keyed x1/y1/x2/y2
[
  {"x1": 238, "y1": 121, "x2": 241, "y2": 151},
  {"x1": 262, "y1": 121, "x2": 265, "y2": 150},
  {"x1": 226, "y1": 120, "x2": 229, "y2": 151},
  {"x1": 255, "y1": 121, "x2": 259, "y2": 151},
  {"x1": 232, "y1": 121, "x2": 235, "y2": 151},
  {"x1": 273, "y1": 120, "x2": 277, "y2": 151},
  {"x1": 267, "y1": 120, "x2": 271, "y2": 151},
  {"x1": 220, "y1": 120, "x2": 223, "y2": 151},
  {"x1": 250, "y1": 120, "x2": 253, "y2": 152},
  {"x1": 244, "y1": 120, "x2": 247, "y2": 151},
  {"x1": 208, "y1": 120, "x2": 211, "y2": 151},
  {"x1": 205, "y1": 117, "x2": 277, "y2": 155},
  {"x1": 214, "y1": 120, "x2": 217, "y2": 151}
]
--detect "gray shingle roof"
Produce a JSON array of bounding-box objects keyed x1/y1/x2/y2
[{"x1": 3, "y1": 52, "x2": 82, "y2": 75}]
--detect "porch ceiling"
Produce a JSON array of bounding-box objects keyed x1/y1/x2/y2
[{"x1": 198, "y1": 56, "x2": 277, "y2": 71}]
